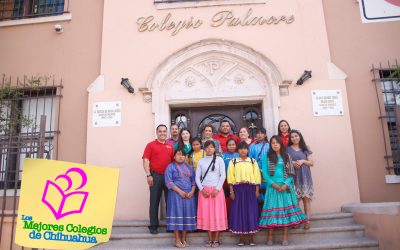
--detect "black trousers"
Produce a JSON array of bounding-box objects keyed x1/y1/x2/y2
[{"x1": 149, "y1": 171, "x2": 168, "y2": 230}]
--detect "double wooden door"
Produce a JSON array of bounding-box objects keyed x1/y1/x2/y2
[{"x1": 170, "y1": 104, "x2": 263, "y2": 139}]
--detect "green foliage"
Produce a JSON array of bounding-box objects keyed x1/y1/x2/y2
[
  {"x1": 389, "y1": 66, "x2": 400, "y2": 79},
  {"x1": 0, "y1": 82, "x2": 34, "y2": 136}
]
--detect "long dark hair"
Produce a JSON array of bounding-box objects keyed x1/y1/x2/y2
[
  {"x1": 177, "y1": 128, "x2": 192, "y2": 153},
  {"x1": 268, "y1": 135, "x2": 289, "y2": 165},
  {"x1": 204, "y1": 140, "x2": 217, "y2": 171},
  {"x1": 288, "y1": 130, "x2": 311, "y2": 153},
  {"x1": 278, "y1": 120, "x2": 291, "y2": 136}
]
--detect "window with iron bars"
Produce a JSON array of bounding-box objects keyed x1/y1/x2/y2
[
  {"x1": 372, "y1": 61, "x2": 400, "y2": 175},
  {"x1": 0, "y1": 0, "x2": 68, "y2": 21},
  {"x1": 0, "y1": 76, "x2": 62, "y2": 190}
]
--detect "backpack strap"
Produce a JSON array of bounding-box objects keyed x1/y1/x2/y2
[{"x1": 256, "y1": 142, "x2": 266, "y2": 162}]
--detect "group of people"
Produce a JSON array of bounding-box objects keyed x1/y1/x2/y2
[{"x1": 142, "y1": 120, "x2": 315, "y2": 248}]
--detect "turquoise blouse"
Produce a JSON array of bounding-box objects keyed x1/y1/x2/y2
[
  {"x1": 262, "y1": 155, "x2": 293, "y2": 187},
  {"x1": 174, "y1": 142, "x2": 192, "y2": 154}
]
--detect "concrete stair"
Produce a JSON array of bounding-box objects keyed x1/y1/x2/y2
[{"x1": 93, "y1": 213, "x2": 379, "y2": 249}]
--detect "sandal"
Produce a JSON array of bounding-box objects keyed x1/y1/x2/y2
[
  {"x1": 304, "y1": 222, "x2": 311, "y2": 230},
  {"x1": 249, "y1": 242, "x2": 257, "y2": 246},
  {"x1": 182, "y1": 240, "x2": 190, "y2": 247},
  {"x1": 175, "y1": 241, "x2": 185, "y2": 248},
  {"x1": 237, "y1": 242, "x2": 245, "y2": 247},
  {"x1": 212, "y1": 241, "x2": 220, "y2": 247},
  {"x1": 205, "y1": 240, "x2": 213, "y2": 247}
]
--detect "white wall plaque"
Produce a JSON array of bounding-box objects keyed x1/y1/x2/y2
[
  {"x1": 312, "y1": 90, "x2": 344, "y2": 117},
  {"x1": 93, "y1": 101, "x2": 122, "y2": 127},
  {"x1": 359, "y1": 0, "x2": 400, "y2": 23}
]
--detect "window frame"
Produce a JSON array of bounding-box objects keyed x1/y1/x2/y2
[
  {"x1": 0, "y1": 84, "x2": 61, "y2": 191},
  {"x1": 0, "y1": 0, "x2": 68, "y2": 22}
]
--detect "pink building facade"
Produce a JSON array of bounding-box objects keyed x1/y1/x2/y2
[{"x1": 0, "y1": 0, "x2": 399, "y2": 248}]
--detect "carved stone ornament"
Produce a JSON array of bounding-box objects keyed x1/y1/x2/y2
[
  {"x1": 138, "y1": 87, "x2": 152, "y2": 103},
  {"x1": 234, "y1": 74, "x2": 245, "y2": 85},
  {"x1": 184, "y1": 76, "x2": 196, "y2": 87}
]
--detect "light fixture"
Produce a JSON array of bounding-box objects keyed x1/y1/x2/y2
[
  {"x1": 54, "y1": 24, "x2": 63, "y2": 33},
  {"x1": 121, "y1": 78, "x2": 134, "y2": 93},
  {"x1": 296, "y1": 70, "x2": 312, "y2": 85}
]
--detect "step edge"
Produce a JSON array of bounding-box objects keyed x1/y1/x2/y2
[
  {"x1": 102, "y1": 237, "x2": 379, "y2": 249},
  {"x1": 113, "y1": 213, "x2": 354, "y2": 227},
  {"x1": 110, "y1": 225, "x2": 366, "y2": 239}
]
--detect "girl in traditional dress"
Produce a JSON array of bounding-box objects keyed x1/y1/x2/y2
[
  {"x1": 259, "y1": 136, "x2": 308, "y2": 246},
  {"x1": 227, "y1": 141, "x2": 261, "y2": 246},
  {"x1": 239, "y1": 127, "x2": 255, "y2": 146},
  {"x1": 287, "y1": 130, "x2": 314, "y2": 229},
  {"x1": 165, "y1": 149, "x2": 196, "y2": 248},
  {"x1": 196, "y1": 140, "x2": 227, "y2": 247},
  {"x1": 278, "y1": 120, "x2": 291, "y2": 147}
]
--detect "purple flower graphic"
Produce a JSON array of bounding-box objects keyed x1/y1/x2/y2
[{"x1": 42, "y1": 167, "x2": 89, "y2": 220}]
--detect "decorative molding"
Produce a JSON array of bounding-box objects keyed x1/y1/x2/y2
[
  {"x1": 0, "y1": 13, "x2": 72, "y2": 27},
  {"x1": 145, "y1": 39, "x2": 283, "y2": 138},
  {"x1": 279, "y1": 80, "x2": 292, "y2": 96},
  {"x1": 234, "y1": 74, "x2": 245, "y2": 85},
  {"x1": 138, "y1": 87, "x2": 152, "y2": 103},
  {"x1": 184, "y1": 76, "x2": 196, "y2": 87},
  {"x1": 154, "y1": 0, "x2": 266, "y2": 10}
]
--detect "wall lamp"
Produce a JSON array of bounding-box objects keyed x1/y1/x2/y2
[
  {"x1": 296, "y1": 70, "x2": 312, "y2": 85},
  {"x1": 121, "y1": 78, "x2": 134, "y2": 93}
]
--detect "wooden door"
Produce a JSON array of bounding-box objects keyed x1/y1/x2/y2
[{"x1": 171, "y1": 104, "x2": 263, "y2": 139}]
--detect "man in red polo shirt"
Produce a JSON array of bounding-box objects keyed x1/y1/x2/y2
[
  {"x1": 213, "y1": 120, "x2": 240, "y2": 152},
  {"x1": 142, "y1": 124, "x2": 174, "y2": 234}
]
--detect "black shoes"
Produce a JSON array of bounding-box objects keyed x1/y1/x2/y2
[{"x1": 148, "y1": 226, "x2": 159, "y2": 234}]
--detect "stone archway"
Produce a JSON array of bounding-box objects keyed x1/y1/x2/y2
[{"x1": 146, "y1": 39, "x2": 283, "y2": 137}]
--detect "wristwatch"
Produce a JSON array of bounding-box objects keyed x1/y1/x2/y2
[{"x1": 146, "y1": 173, "x2": 152, "y2": 177}]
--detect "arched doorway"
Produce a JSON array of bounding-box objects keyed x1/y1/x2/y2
[{"x1": 146, "y1": 39, "x2": 283, "y2": 138}]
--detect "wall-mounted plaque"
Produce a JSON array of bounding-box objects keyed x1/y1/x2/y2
[
  {"x1": 93, "y1": 101, "x2": 122, "y2": 127},
  {"x1": 312, "y1": 90, "x2": 344, "y2": 117}
]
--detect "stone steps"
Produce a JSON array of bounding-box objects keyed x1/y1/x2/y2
[
  {"x1": 95, "y1": 237, "x2": 378, "y2": 250},
  {"x1": 111, "y1": 212, "x2": 354, "y2": 234},
  {"x1": 93, "y1": 212, "x2": 379, "y2": 249}
]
